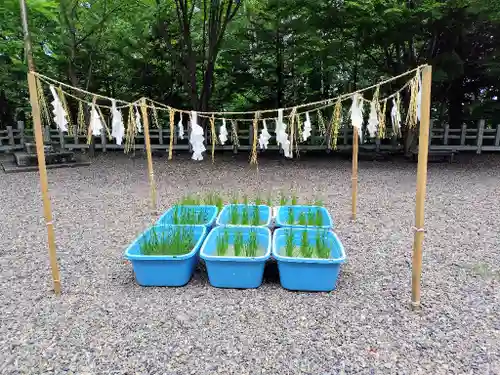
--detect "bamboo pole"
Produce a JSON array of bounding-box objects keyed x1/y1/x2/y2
[
  {"x1": 21, "y1": 0, "x2": 61, "y2": 295},
  {"x1": 411, "y1": 65, "x2": 433, "y2": 309},
  {"x1": 140, "y1": 98, "x2": 157, "y2": 212},
  {"x1": 351, "y1": 127, "x2": 359, "y2": 220}
]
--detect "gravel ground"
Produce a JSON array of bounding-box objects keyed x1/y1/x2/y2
[{"x1": 1, "y1": 151, "x2": 500, "y2": 374}]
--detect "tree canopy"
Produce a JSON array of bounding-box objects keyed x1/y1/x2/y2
[{"x1": 1, "y1": 0, "x2": 500, "y2": 129}]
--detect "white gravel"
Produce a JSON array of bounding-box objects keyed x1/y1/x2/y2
[{"x1": 1, "y1": 152, "x2": 500, "y2": 374}]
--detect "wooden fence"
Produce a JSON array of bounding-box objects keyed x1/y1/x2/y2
[{"x1": 1, "y1": 120, "x2": 500, "y2": 154}]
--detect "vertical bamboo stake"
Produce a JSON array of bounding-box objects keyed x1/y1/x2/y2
[
  {"x1": 27, "y1": 73, "x2": 61, "y2": 294},
  {"x1": 140, "y1": 98, "x2": 157, "y2": 212},
  {"x1": 351, "y1": 127, "x2": 359, "y2": 220},
  {"x1": 411, "y1": 65, "x2": 432, "y2": 309},
  {"x1": 21, "y1": 0, "x2": 61, "y2": 295}
]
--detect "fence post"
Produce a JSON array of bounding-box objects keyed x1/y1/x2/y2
[
  {"x1": 460, "y1": 124, "x2": 467, "y2": 146},
  {"x1": 101, "y1": 130, "x2": 107, "y2": 152},
  {"x1": 7, "y1": 126, "x2": 15, "y2": 146},
  {"x1": 477, "y1": 119, "x2": 485, "y2": 154},
  {"x1": 495, "y1": 125, "x2": 500, "y2": 147},
  {"x1": 43, "y1": 126, "x2": 51, "y2": 144},
  {"x1": 158, "y1": 127, "x2": 163, "y2": 146},
  {"x1": 17, "y1": 120, "x2": 25, "y2": 146},
  {"x1": 443, "y1": 123, "x2": 449, "y2": 145},
  {"x1": 58, "y1": 130, "x2": 65, "y2": 149}
]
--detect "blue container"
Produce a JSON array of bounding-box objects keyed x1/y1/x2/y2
[
  {"x1": 125, "y1": 225, "x2": 207, "y2": 286},
  {"x1": 200, "y1": 226, "x2": 271, "y2": 288},
  {"x1": 276, "y1": 205, "x2": 333, "y2": 229},
  {"x1": 157, "y1": 205, "x2": 218, "y2": 229},
  {"x1": 273, "y1": 227, "x2": 346, "y2": 292},
  {"x1": 216, "y1": 204, "x2": 272, "y2": 227}
]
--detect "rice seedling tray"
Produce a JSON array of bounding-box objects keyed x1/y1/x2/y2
[
  {"x1": 200, "y1": 226, "x2": 271, "y2": 289},
  {"x1": 125, "y1": 224, "x2": 207, "y2": 287},
  {"x1": 272, "y1": 227, "x2": 346, "y2": 292},
  {"x1": 216, "y1": 204, "x2": 272, "y2": 227},
  {"x1": 157, "y1": 205, "x2": 218, "y2": 228},
  {"x1": 275, "y1": 205, "x2": 333, "y2": 229}
]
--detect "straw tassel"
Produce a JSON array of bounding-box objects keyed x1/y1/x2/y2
[
  {"x1": 406, "y1": 71, "x2": 419, "y2": 129},
  {"x1": 168, "y1": 107, "x2": 175, "y2": 160},
  {"x1": 288, "y1": 107, "x2": 297, "y2": 158},
  {"x1": 378, "y1": 99, "x2": 387, "y2": 139},
  {"x1": 331, "y1": 98, "x2": 342, "y2": 150},
  {"x1": 210, "y1": 114, "x2": 217, "y2": 163},
  {"x1": 317, "y1": 109, "x2": 326, "y2": 136},
  {"x1": 77, "y1": 101, "x2": 86, "y2": 135},
  {"x1": 231, "y1": 120, "x2": 240, "y2": 147},
  {"x1": 36, "y1": 77, "x2": 51, "y2": 128}
]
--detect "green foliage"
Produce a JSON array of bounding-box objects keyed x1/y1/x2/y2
[
  {"x1": 285, "y1": 229, "x2": 294, "y2": 257},
  {"x1": 234, "y1": 231, "x2": 244, "y2": 257},
  {"x1": 216, "y1": 230, "x2": 229, "y2": 256},
  {"x1": 315, "y1": 231, "x2": 330, "y2": 259},
  {"x1": 244, "y1": 230, "x2": 258, "y2": 257},
  {"x1": 251, "y1": 206, "x2": 260, "y2": 226},
  {"x1": 172, "y1": 206, "x2": 206, "y2": 225},
  {"x1": 140, "y1": 227, "x2": 194, "y2": 256}
]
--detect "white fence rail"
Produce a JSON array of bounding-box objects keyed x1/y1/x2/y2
[{"x1": 1, "y1": 120, "x2": 500, "y2": 154}]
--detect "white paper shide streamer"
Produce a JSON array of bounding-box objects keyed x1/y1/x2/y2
[
  {"x1": 275, "y1": 109, "x2": 291, "y2": 158},
  {"x1": 178, "y1": 114, "x2": 185, "y2": 139},
  {"x1": 111, "y1": 99, "x2": 125, "y2": 145},
  {"x1": 367, "y1": 100, "x2": 378, "y2": 138},
  {"x1": 49, "y1": 85, "x2": 68, "y2": 132},
  {"x1": 302, "y1": 112, "x2": 312, "y2": 141},
  {"x1": 134, "y1": 106, "x2": 143, "y2": 133},
  {"x1": 89, "y1": 103, "x2": 104, "y2": 136},
  {"x1": 258, "y1": 119, "x2": 271, "y2": 150},
  {"x1": 189, "y1": 111, "x2": 205, "y2": 161},
  {"x1": 219, "y1": 118, "x2": 228, "y2": 145},
  {"x1": 350, "y1": 93, "x2": 364, "y2": 142},
  {"x1": 416, "y1": 70, "x2": 422, "y2": 122}
]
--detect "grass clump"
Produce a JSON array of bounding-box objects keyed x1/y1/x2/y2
[
  {"x1": 300, "y1": 231, "x2": 313, "y2": 258},
  {"x1": 216, "y1": 230, "x2": 229, "y2": 256},
  {"x1": 291, "y1": 193, "x2": 298, "y2": 205},
  {"x1": 251, "y1": 206, "x2": 260, "y2": 226},
  {"x1": 179, "y1": 194, "x2": 201, "y2": 206},
  {"x1": 279, "y1": 191, "x2": 288, "y2": 206},
  {"x1": 315, "y1": 231, "x2": 330, "y2": 259},
  {"x1": 285, "y1": 229, "x2": 294, "y2": 257},
  {"x1": 286, "y1": 207, "x2": 294, "y2": 225},
  {"x1": 244, "y1": 230, "x2": 258, "y2": 257},
  {"x1": 234, "y1": 232, "x2": 244, "y2": 256},
  {"x1": 314, "y1": 210, "x2": 323, "y2": 226},
  {"x1": 229, "y1": 205, "x2": 240, "y2": 225},
  {"x1": 241, "y1": 207, "x2": 249, "y2": 225},
  {"x1": 266, "y1": 195, "x2": 273, "y2": 207},
  {"x1": 140, "y1": 227, "x2": 195, "y2": 256},
  {"x1": 172, "y1": 206, "x2": 207, "y2": 225},
  {"x1": 298, "y1": 212, "x2": 307, "y2": 226}
]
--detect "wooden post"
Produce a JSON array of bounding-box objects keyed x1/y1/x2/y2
[
  {"x1": 460, "y1": 124, "x2": 467, "y2": 146},
  {"x1": 351, "y1": 127, "x2": 359, "y2": 220},
  {"x1": 140, "y1": 98, "x2": 157, "y2": 212},
  {"x1": 443, "y1": 123, "x2": 449, "y2": 145},
  {"x1": 27, "y1": 73, "x2": 61, "y2": 295},
  {"x1": 495, "y1": 125, "x2": 500, "y2": 147},
  {"x1": 101, "y1": 130, "x2": 107, "y2": 152},
  {"x1": 411, "y1": 65, "x2": 432, "y2": 309},
  {"x1": 21, "y1": 0, "x2": 61, "y2": 295},
  {"x1": 7, "y1": 126, "x2": 14, "y2": 146},
  {"x1": 18, "y1": 120, "x2": 25, "y2": 146},
  {"x1": 477, "y1": 119, "x2": 485, "y2": 154}
]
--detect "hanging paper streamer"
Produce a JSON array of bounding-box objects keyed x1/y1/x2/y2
[
  {"x1": 391, "y1": 94, "x2": 402, "y2": 137},
  {"x1": 49, "y1": 85, "x2": 69, "y2": 132},
  {"x1": 189, "y1": 111, "x2": 205, "y2": 161},
  {"x1": 416, "y1": 70, "x2": 422, "y2": 122},
  {"x1": 275, "y1": 108, "x2": 291, "y2": 158},
  {"x1": 111, "y1": 99, "x2": 125, "y2": 145},
  {"x1": 302, "y1": 112, "x2": 311, "y2": 142},
  {"x1": 89, "y1": 103, "x2": 104, "y2": 136},
  {"x1": 177, "y1": 114, "x2": 185, "y2": 139},
  {"x1": 350, "y1": 93, "x2": 364, "y2": 142},
  {"x1": 259, "y1": 119, "x2": 271, "y2": 150},
  {"x1": 134, "y1": 105, "x2": 143, "y2": 133},
  {"x1": 219, "y1": 118, "x2": 228, "y2": 145}
]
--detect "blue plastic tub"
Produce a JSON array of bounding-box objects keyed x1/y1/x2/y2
[
  {"x1": 200, "y1": 226, "x2": 271, "y2": 288},
  {"x1": 157, "y1": 205, "x2": 218, "y2": 229},
  {"x1": 125, "y1": 225, "x2": 207, "y2": 286},
  {"x1": 275, "y1": 205, "x2": 333, "y2": 229},
  {"x1": 216, "y1": 204, "x2": 272, "y2": 227},
  {"x1": 273, "y1": 227, "x2": 346, "y2": 292}
]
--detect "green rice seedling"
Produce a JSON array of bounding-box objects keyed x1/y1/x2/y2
[
  {"x1": 234, "y1": 232, "x2": 244, "y2": 257},
  {"x1": 314, "y1": 210, "x2": 323, "y2": 227},
  {"x1": 279, "y1": 191, "x2": 288, "y2": 206},
  {"x1": 245, "y1": 230, "x2": 258, "y2": 257},
  {"x1": 216, "y1": 230, "x2": 229, "y2": 256},
  {"x1": 140, "y1": 227, "x2": 194, "y2": 256},
  {"x1": 251, "y1": 206, "x2": 260, "y2": 226},
  {"x1": 286, "y1": 207, "x2": 294, "y2": 225},
  {"x1": 241, "y1": 206, "x2": 250, "y2": 225},
  {"x1": 229, "y1": 205, "x2": 240, "y2": 224},
  {"x1": 285, "y1": 229, "x2": 294, "y2": 257},
  {"x1": 315, "y1": 231, "x2": 330, "y2": 259},
  {"x1": 266, "y1": 195, "x2": 273, "y2": 207},
  {"x1": 300, "y1": 231, "x2": 313, "y2": 258},
  {"x1": 179, "y1": 194, "x2": 201, "y2": 206},
  {"x1": 242, "y1": 194, "x2": 249, "y2": 205},
  {"x1": 306, "y1": 209, "x2": 315, "y2": 226},
  {"x1": 254, "y1": 195, "x2": 262, "y2": 206},
  {"x1": 291, "y1": 193, "x2": 298, "y2": 205},
  {"x1": 215, "y1": 196, "x2": 224, "y2": 212},
  {"x1": 298, "y1": 212, "x2": 307, "y2": 226},
  {"x1": 231, "y1": 194, "x2": 239, "y2": 205},
  {"x1": 313, "y1": 198, "x2": 324, "y2": 207}
]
